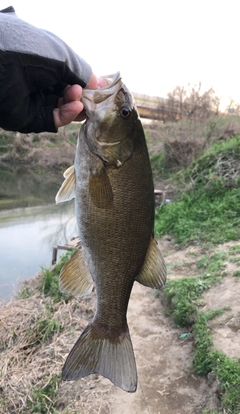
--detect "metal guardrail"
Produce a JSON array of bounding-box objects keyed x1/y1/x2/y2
[{"x1": 133, "y1": 93, "x2": 181, "y2": 121}]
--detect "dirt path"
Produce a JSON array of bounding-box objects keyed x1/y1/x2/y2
[
  {"x1": 108, "y1": 282, "x2": 219, "y2": 414},
  {"x1": 53, "y1": 238, "x2": 221, "y2": 413}
]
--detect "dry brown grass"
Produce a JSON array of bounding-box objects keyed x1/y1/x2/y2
[
  {"x1": 0, "y1": 272, "x2": 113, "y2": 414},
  {"x1": 160, "y1": 119, "x2": 210, "y2": 170},
  {"x1": 147, "y1": 116, "x2": 240, "y2": 177}
]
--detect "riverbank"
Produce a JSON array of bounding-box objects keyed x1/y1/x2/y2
[
  {"x1": 0, "y1": 124, "x2": 79, "y2": 168},
  {"x1": 1, "y1": 237, "x2": 240, "y2": 413},
  {"x1": 2, "y1": 118, "x2": 240, "y2": 413}
]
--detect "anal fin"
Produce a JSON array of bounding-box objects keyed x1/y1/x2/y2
[
  {"x1": 136, "y1": 237, "x2": 167, "y2": 289},
  {"x1": 59, "y1": 249, "x2": 93, "y2": 297}
]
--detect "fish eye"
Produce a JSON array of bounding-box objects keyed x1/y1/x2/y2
[{"x1": 120, "y1": 106, "x2": 131, "y2": 118}]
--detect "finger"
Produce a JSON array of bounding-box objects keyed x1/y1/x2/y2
[
  {"x1": 86, "y1": 74, "x2": 108, "y2": 89},
  {"x1": 62, "y1": 84, "x2": 82, "y2": 104},
  {"x1": 53, "y1": 100, "x2": 84, "y2": 128},
  {"x1": 97, "y1": 77, "x2": 108, "y2": 88},
  {"x1": 85, "y1": 74, "x2": 98, "y2": 89},
  {"x1": 74, "y1": 108, "x2": 87, "y2": 122}
]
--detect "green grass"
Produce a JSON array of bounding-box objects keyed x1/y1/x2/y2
[
  {"x1": 165, "y1": 272, "x2": 240, "y2": 412},
  {"x1": 173, "y1": 136, "x2": 240, "y2": 191},
  {"x1": 163, "y1": 245, "x2": 240, "y2": 413},
  {"x1": 193, "y1": 314, "x2": 240, "y2": 414},
  {"x1": 155, "y1": 184, "x2": 240, "y2": 246},
  {"x1": 165, "y1": 274, "x2": 224, "y2": 326},
  {"x1": 196, "y1": 252, "x2": 227, "y2": 271},
  {"x1": 192, "y1": 313, "x2": 213, "y2": 375},
  {"x1": 212, "y1": 353, "x2": 240, "y2": 413},
  {"x1": 33, "y1": 317, "x2": 63, "y2": 344},
  {"x1": 46, "y1": 142, "x2": 57, "y2": 148},
  {"x1": 164, "y1": 251, "x2": 226, "y2": 326},
  {"x1": 202, "y1": 411, "x2": 222, "y2": 414},
  {"x1": 17, "y1": 250, "x2": 76, "y2": 301},
  {"x1": 18, "y1": 286, "x2": 31, "y2": 299},
  {"x1": 154, "y1": 136, "x2": 240, "y2": 246},
  {"x1": 152, "y1": 129, "x2": 240, "y2": 413},
  {"x1": 67, "y1": 133, "x2": 78, "y2": 146},
  {"x1": 28, "y1": 375, "x2": 61, "y2": 414},
  {"x1": 229, "y1": 244, "x2": 240, "y2": 255},
  {"x1": 42, "y1": 249, "x2": 75, "y2": 302},
  {"x1": 229, "y1": 256, "x2": 240, "y2": 263},
  {"x1": 150, "y1": 151, "x2": 169, "y2": 180}
]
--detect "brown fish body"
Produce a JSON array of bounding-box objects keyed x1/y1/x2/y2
[
  {"x1": 56, "y1": 73, "x2": 166, "y2": 392},
  {"x1": 75, "y1": 118, "x2": 154, "y2": 333}
]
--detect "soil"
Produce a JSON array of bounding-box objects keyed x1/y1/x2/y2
[{"x1": 108, "y1": 284, "x2": 219, "y2": 414}]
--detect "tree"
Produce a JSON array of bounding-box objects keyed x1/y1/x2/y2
[{"x1": 166, "y1": 83, "x2": 220, "y2": 121}]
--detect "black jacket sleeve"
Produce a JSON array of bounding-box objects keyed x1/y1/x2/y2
[{"x1": 0, "y1": 7, "x2": 92, "y2": 133}]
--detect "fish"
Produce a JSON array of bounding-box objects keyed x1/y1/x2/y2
[{"x1": 55, "y1": 72, "x2": 167, "y2": 393}]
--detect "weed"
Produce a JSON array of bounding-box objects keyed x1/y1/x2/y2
[
  {"x1": 42, "y1": 250, "x2": 75, "y2": 302},
  {"x1": 150, "y1": 151, "x2": 168, "y2": 180},
  {"x1": 28, "y1": 375, "x2": 60, "y2": 414},
  {"x1": 229, "y1": 257, "x2": 240, "y2": 263},
  {"x1": 46, "y1": 142, "x2": 57, "y2": 148},
  {"x1": 185, "y1": 310, "x2": 240, "y2": 413},
  {"x1": 166, "y1": 275, "x2": 240, "y2": 413},
  {"x1": 178, "y1": 136, "x2": 240, "y2": 191},
  {"x1": 205, "y1": 309, "x2": 228, "y2": 321},
  {"x1": 233, "y1": 270, "x2": 240, "y2": 277},
  {"x1": 211, "y1": 352, "x2": 240, "y2": 413},
  {"x1": 192, "y1": 313, "x2": 213, "y2": 375},
  {"x1": 34, "y1": 317, "x2": 63, "y2": 344},
  {"x1": 67, "y1": 133, "x2": 78, "y2": 147},
  {"x1": 18, "y1": 286, "x2": 31, "y2": 299},
  {"x1": 164, "y1": 250, "x2": 225, "y2": 326},
  {"x1": 196, "y1": 253, "x2": 227, "y2": 272},
  {"x1": 165, "y1": 275, "x2": 215, "y2": 326},
  {"x1": 229, "y1": 244, "x2": 240, "y2": 255}
]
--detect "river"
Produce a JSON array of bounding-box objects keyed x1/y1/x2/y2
[{"x1": 0, "y1": 164, "x2": 77, "y2": 301}]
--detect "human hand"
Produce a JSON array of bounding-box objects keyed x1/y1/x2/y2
[
  {"x1": 0, "y1": 8, "x2": 107, "y2": 133},
  {"x1": 53, "y1": 75, "x2": 108, "y2": 128}
]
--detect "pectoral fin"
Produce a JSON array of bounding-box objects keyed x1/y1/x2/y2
[
  {"x1": 136, "y1": 237, "x2": 167, "y2": 289},
  {"x1": 55, "y1": 165, "x2": 76, "y2": 204},
  {"x1": 89, "y1": 159, "x2": 113, "y2": 208},
  {"x1": 59, "y1": 249, "x2": 93, "y2": 297}
]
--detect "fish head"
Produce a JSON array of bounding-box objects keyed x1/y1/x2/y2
[{"x1": 81, "y1": 72, "x2": 139, "y2": 167}]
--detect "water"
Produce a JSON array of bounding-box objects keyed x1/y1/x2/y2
[{"x1": 0, "y1": 164, "x2": 77, "y2": 301}]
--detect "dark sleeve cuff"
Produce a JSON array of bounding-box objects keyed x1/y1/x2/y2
[{"x1": 19, "y1": 106, "x2": 58, "y2": 133}]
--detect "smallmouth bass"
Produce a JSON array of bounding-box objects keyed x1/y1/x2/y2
[{"x1": 56, "y1": 72, "x2": 166, "y2": 392}]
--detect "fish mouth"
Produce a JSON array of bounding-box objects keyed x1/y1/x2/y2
[
  {"x1": 81, "y1": 72, "x2": 134, "y2": 121},
  {"x1": 82, "y1": 72, "x2": 122, "y2": 106}
]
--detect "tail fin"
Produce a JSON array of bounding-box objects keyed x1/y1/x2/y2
[{"x1": 62, "y1": 323, "x2": 137, "y2": 392}]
